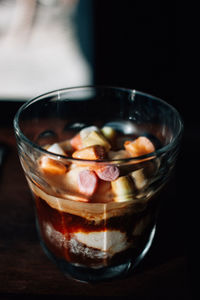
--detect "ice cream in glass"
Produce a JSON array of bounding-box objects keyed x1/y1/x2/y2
[{"x1": 14, "y1": 86, "x2": 183, "y2": 282}]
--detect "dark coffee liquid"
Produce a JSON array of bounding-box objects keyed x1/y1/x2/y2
[{"x1": 35, "y1": 193, "x2": 156, "y2": 268}]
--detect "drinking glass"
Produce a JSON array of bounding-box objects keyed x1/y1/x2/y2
[{"x1": 13, "y1": 86, "x2": 183, "y2": 282}]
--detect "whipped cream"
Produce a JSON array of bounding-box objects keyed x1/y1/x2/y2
[
  {"x1": 43, "y1": 222, "x2": 130, "y2": 258},
  {"x1": 28, "y1": 178, "x2": 145, "y2": 221},
  {"x1": 74, "y1": 230, "x2": 129, "y2": 254}
]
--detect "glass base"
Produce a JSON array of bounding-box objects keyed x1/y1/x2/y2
[{"x1": 37, "y1": 221, "x2": 156, "y2": 283}]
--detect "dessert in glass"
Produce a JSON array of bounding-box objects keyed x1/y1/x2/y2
[{"x1": 14, "y1": 86, "x2": 183, "y2": 282}]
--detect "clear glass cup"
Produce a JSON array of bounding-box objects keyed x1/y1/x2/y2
[{"x1": 13, "y1": 86, "x2": 183, "y2": 282}]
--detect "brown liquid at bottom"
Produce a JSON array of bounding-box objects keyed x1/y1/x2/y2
[{"x1": 35, "y1": 194, "x2": 157, "y2": 268}]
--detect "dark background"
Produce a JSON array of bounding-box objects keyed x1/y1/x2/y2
[
  {"x1": 93, "y1": 1, "x2": 177, "y2": 103},
  {"x1": 94, "y1": 1, "x2": 176, "y2": 92},
  {"x1": 77, "y1": 0, "x2": 187, "y2": 126}
]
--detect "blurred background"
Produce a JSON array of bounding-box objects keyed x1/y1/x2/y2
[
  {"x1": 0, "y1": 0, "x2": 93, "y2": 99},
  {"x1": 0, "y1": 0, "x2": 181, "y2": 120}
]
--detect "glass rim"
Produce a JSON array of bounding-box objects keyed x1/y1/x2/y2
[{"x1": 13, "y1": 85, "x2": 184, "y2": 163}]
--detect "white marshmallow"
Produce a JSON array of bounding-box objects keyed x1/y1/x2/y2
[
  {"x1": 47, "y1": 143, "x2": 66, "y2": 156},
  {"x1": 44, "y1": 222, "x2": 129, "y2": 257},
  {"x1": 79, "y1": 126, "x2": 99, "y2": 139},
  {"x1": 74, "y1": 230, "x2": 129, "y2": 254},
  {"x1": 131, "y1": 169, "x2": 148, "y2": 190}
]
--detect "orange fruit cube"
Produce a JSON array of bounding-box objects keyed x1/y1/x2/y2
[
  {"x1": 72, "y1": 145, "x2": 105, "y2": 160},
  {"x1": 124, "y1": 136, "x2": 155, "y2": 157},
  {"x1": 70, "y1": 133, "x2": 82, "y2": 150},
  {"x1": 39, "y1": 156, "x2": 67, "y2": 175}
]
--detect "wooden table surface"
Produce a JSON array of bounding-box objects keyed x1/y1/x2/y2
[{"x1": 0, "y1": 101, "x2": 192, "y2": 299}]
